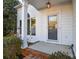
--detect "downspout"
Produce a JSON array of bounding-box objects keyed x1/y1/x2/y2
[{"x1": 70, "y1": 44, "x2": 76, "y2": 59}]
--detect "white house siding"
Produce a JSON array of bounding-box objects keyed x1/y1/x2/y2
[
  {"x1": 17, "y1": 2, "x2": 74, "y2": 46},
  {"x1": 60, "y1": 3, "x2": 73, "y2": 45},
  {"x1": 27, "y1": 4, "x2": 42, "y2": 42},
  {"x1": 17, "y1": 0, "x2": 29, "y2": 48},
  {"x1": 26, "y1": 3, "x2": 73, "y2": 45},
  {"x1": 39, "y1": 5, "x2": 62, "y2": 44},
  {"x1": 17, "y1": 8, "x2": 22, "y2": 38},
  {"x1": 72, "y1": 0, "x2": 76, "y2": 55},
  {"x1": 39, "y1": 3, "x2": 73, "y2": 45}
]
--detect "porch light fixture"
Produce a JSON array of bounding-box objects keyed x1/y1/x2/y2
[{"x1": 46, "y1": 0, "x2": 51, "y2": 8}]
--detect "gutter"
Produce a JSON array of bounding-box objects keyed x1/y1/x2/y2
[{"x1": 14, "y1": 3, "x2": 22, "y2": 9}]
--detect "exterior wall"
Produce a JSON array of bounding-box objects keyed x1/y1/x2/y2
[
  {"x1": 17, "y1": 0, "x2": 28, "y2": 48},
  {"x1": 27, "y1": 4, "x2": 44, "y2": 42},
  {"x1": 27, "y1": 3, "x2": 73, "y2": 45},
  {"x1": 17, "y1": 2, "x2": 74, "y2": 46},
  {"x1": 17, "y1": 8, "x2": 22, "y2": 38},
  {"x1": 40, "y1": 3, "x2": 73, "y2": 45},
  {"x1": 60, "y1": 3, "x2": 73, "y2": 45},
  {"x1": 72, "y1": 0, "x2": 76, "y2": 55}
]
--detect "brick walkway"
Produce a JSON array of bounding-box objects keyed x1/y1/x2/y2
[{"x1": 21, "y1": 48, "x2": 49, "y2": 59}]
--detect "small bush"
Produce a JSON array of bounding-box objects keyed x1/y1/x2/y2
[
  {"x1": 3, "y1": 35, "x2": 22, "y2": 59},
  {"x1": 49, "y1": 51, "x2": 73, "y2": 59}
]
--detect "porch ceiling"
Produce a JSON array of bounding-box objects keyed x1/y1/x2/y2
[{"x1": 28, "y1": 0, "x2": 72, "y2": 10}]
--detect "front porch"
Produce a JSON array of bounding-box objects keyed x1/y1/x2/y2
[
  {"x1": 21, "y1": 41, "x2": 73, "y2": 59},
  {"x1": 15, "y1": 0, "x2": 76, "y2": 58}
]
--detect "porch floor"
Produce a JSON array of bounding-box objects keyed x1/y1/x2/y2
[
  {"x1": 29, "y1": 41, "x2": 73, "y2": 57},
  {"x1": 22, "y1": 41, "x2": 73, "y2": 59}
]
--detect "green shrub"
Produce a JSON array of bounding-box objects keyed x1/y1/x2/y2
[
  {"x1": 48, "y1": 51, "x2": 73, "y2": 59},
  {"x1": 3, "y1": 35, "x2": 22, "y2": 59}
]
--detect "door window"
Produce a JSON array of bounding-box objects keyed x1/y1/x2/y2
[{"x1": 48, "y1": 15, "x2": 57, "y2": 40}]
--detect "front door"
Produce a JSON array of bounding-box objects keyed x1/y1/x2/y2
[{"x1": 48, "y1": 15, "x2": 57, "y2": 40}]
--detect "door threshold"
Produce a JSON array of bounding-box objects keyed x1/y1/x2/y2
[{"x1": 45, "y1": 40, "x2": 59, "y2": 44}]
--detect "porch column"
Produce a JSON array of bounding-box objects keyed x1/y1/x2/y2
[{"x1": 21, "y1": 0, "x2": 28, "y2": 49}]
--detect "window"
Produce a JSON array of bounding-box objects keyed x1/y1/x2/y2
[
  {"x1": 31, "y1": 17, "x2": 36, "y2": 35},
  {"x1": 27, "y1": 13, "x2": 36, "y2": 35},
  {"x1": 20, "y1": 20, "x2": 22, "y2": 34},
  {"x1": 27, "y1": 19, "x2": 30, "y2": 35}
]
